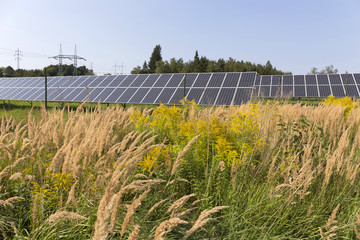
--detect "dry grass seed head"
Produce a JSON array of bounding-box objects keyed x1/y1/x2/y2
[
  {"x1": 182, "y1": 206, "x2": 229, "y2": 240},
  {"x1": 45, "y1": 211, "x2": 88, "y2": 223},
  {"x1": 154, "y1": 217, "x2": 188, "y2": 240},
  {"x1": 128, "y1": 224, "x2": 140, "y2": 240},
  {"x1": 167, "y1": 193, "x2": 197, "y2": 217},
  {"x1": 120, "y1": 189, "x2": 150, "y2": 237},
  {"x1": 171, "y1": 134, "x2": 201, "y2": 175}
]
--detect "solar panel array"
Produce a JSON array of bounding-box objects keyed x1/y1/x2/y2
[
  {"x1": 0, "y1": 72, "x2": 257, "y2": 106},
  {"x1": 253, "y1": 74, "x2": 360, "y2": 98}
]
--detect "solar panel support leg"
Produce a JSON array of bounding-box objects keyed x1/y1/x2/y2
[
  {"x1": 107, "y1": 103, "x2": 109, "y2": 107},
  {"x1": 121, "y1": 103, "x2": 126, "y2": 109},
  {"x1": 8, "y1": 100, "x2": 10, "y2": 110}
]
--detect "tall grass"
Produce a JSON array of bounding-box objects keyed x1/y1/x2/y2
[{"x1": 0, "y1": 97, "x2": 360, "y2": 239}]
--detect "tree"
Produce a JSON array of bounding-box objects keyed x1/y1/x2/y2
[
  {"x1": 192, "y1": 50, "x2": 201, "y2": 72},
  {"x1": 141, "y1": 61, "x2": 149, "y2": 74},
  {"x1": 308, "y1": 65, "x2": 338, "y2": 74},
  {"x1": 131, "y1": 66, "x2": 141, "y2": 74},
  {"x1": 148, "y1": 45, "x2": 162, "y2": 73},
  {"x1": 4, "y1": 66, "x2": 15, "y2": 77}
]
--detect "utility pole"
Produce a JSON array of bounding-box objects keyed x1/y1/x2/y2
[
  {"x1": 14, "y1": 48, "x2": 22, "y2": 70},
  {"x1": 50, "y1": 44, "x2": 86, "y2": 76}
]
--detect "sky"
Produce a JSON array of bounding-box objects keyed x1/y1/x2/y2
[{"x1": 0, "y1": 0, "x2": 359, "y2": 75}]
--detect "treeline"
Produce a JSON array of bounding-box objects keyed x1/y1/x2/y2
[
  {"x1": 132, "y1": 45, "x2": 290, "y2": 75},
  {"x1": 0, "y1": 64, "x2": 94, "y2": 77}
]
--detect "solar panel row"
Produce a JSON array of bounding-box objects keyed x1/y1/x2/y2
[
  {"x1": 0, "y1": 72, "x2": 257, "y2": 106},
  {"x1": 253, "y1": 74, "x2": 360, "y2": 98}
]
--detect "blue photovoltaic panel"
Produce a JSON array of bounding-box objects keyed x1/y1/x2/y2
[
  {"x1": 238, "y1": 72, "x2": 256, "y2": 87},
  {"x1": 294, "y1": 75, "x2": 305, "y2": 85},
  {"x1": 108, "y1": 75, "x2": 127, "y2": 87},
  {"x1": 153, "y1": 74, "x2": 172, "y2": 87},
  {"x1": 73, "y1": 88, "x2": 93, "y2": 102},
  {"x1": 208, "y1": 73, "x2": 225, "y2": 87},
  {"x1": 96, "y1": 88, "x2": 116, "y2": 102},
  {"x1": 252, "y1": 86, "x2": 260, "y2": 97},
  {"x1": 69, "y1": 76, "x2": 90, "y2": 88},
  {"x1": 88, "y1": 88, "x2": 105, "y2": 102},
  {"x1": 353, "y1": 74, "x2": 360, "y2": 84},
  {"x1": 216, "y1": 88, "x2": 235, "y2": 105},
  {"x1": 32, "y1": 89, "x2": 45, "y2": 101},
  {"x1": 270, "y1": 86, "x2": 279, "y2": 97},
  {"x1": 318, "y1": 86, "x2": 332, "y2": 97},
  {"x1": 345, "y1": 85, "x2": 359, "y2": 97},
  {"x1": 141, "y1": 88, "x2": 162, "y2": 104},
  {"x1": 89, "y1": 76, "x2": 106, "y2": 87},
  {"x1": 105, "y1": 88, "x2": 126, "y2": 103},
  {"x1": 305, "y1": 75, "x2": 317, "y2": 85},
  {"x1": 317, "y1": 75, "x2": 329, "y2": 85},
  {"x1": 57, "y1": 88, "x2": 76, "y2": 101},
  {"x1": 331, "y1": 85, "x2": 345, "y2": 97},
  {"x1": 254, "y1": 76, "x2": 261, "y2": 85},
  {"x1": 193, "y1": 73, "x2": 211, "y2": 87},
  {"x1": 328, "y1": 74, "x2": 342, "y2": 85},
  {"x1": 283, "y1": 86, "x2": 293, "y2": 97},
  {"x1": 22, "y1": 88, "x2": 38, "y2": 100},
  {"x1": 261, "y1": 76, "x2": 271, "y2": 85},
  {"x1": 341, "y1": 74, "x2": 355, "y2": 85},
  {"x1": 64, "y1": 88, "x2": 83, "y2": 102},
  {"x1": 166, "y1": 74, "x2": 185, "y2": 87},
  {"x1": 98, "y1": 75, "x2": 117, "y2": 87},
  {"x1": 48, "y1": 77, "x2": 64, "y2": 87},
  {"x1": 155, "y1": 88, "x2": 176, "y2": 104},
  {"x1": 199, "y1": 88, "x2": 219, "y2": 105},
  {"x1": 169, "y1": 88, "x2": 185, "y2": 105},
  {"x1": 62, "y1": 76, "x2": 79, "y2": 87},
  {"x1": 183, "y1": 73, "x2": 198, "y2": 88},
  {"x1": 10, "y1": 89, "x2": 28, "y2": 100},
  {"x1": 141, "y1": 74, "x2": 160, "y2": 87},
  {"x1": 233, "y1": 88, "x2": 252, "y2": 105},
  {"x1": 119, "y1": 75, "x2": 137, "y2": 87},
  {"x1": 128, "y1": 88, "x2": 150, "y2": 103},
  {"x1": 222, "y1": 73, "x2": 240, "y2": 87},
  {"x1": 271, "y1": 75, "x2": 282, "y2": 86},
  {"x1": 283, "y1": 75, "x2": 293, "y2": 85},
  {"x1": 294, "y1": 86, "x2": 306, "y2": 97},
  {"x1": 186, "y1": 88, "x2": 204, "y2": 103},
  {"x1": 116, "y1": 88, "x2": 137, "y2": 103},
  {"x1": 306, "y1": 86, "x2": 319, "y2": 97},
  {"x1": 130, "y1": 74, "x2": 148, "y2": 87},
  {"x1": 259, "y1": 86, "x2": 270, "y2": 97}
]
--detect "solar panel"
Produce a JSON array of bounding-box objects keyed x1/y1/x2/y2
[
  {"x1": 186, "y1": 88, "x2": 204, "y2": 103},
  {"x1": 3, "y1": 72, "x2": 360, "y2": 107},
  {"x1": 199, "y1": 88, "x2": 219, "y2": 105},
  {"x1": 208, "y1": 73, "x2": 225, "y2": 88},
  {"x1": 155, "y1": 88, "x2": 176, "y2": 104},
  {"x1": 193, "y1": 73, "x2": 211, "y2": 87},
  {"x1": 169, "y1": 88, "x2": 185, "y2": 105},
  {"x1": 215, "y1": 88, "x2": 235, "y2": 105},
  {"x1": 141, "y1": 88, "x2": 162, "y2": 104},
  {"x1": 233, "y1": 88, "x2": 252, "y2": 105},
  {"x1": 153, "y1": 74, "x2": 172, "y2": 87}
]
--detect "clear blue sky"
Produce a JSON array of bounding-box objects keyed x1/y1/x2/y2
[{"x1": 0, "y1": 0, "x2": 359, "y2": 75}]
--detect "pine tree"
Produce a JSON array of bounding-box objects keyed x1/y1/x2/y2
[{"x1": 148, "y1": 45, "x2": 162, "y2": 73}]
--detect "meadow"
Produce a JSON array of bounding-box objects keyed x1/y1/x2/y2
[{"x1": 1, "y1": 96, "x2": 360, "y2": 239}]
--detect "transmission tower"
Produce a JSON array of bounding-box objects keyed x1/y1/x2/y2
[
  {"x1": 50, "y1": 44, "x2": 86, "y2": 76},
  {"x1": 14, "y1": 48, "x2": 23, "y2": 70},
  {"x1": 113, "y1": 62, "x2": 124, "y2": 75}
]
